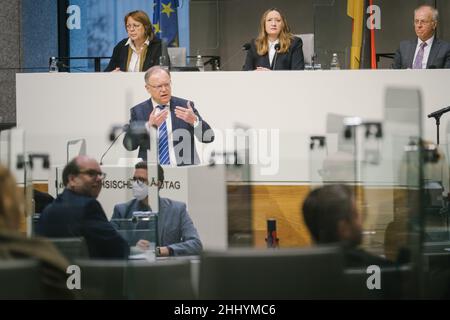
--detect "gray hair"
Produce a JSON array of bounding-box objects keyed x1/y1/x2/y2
[
  {"x1": 144, "y1": 66, "x2": 171, "y2": 84},
  {"x1": 415, "y1": 5, "x2": 439, "y2": 22}
]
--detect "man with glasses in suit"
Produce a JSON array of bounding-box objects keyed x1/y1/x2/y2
[
  {"x1": 37, "y1": 156, "x2": 130, "y2": 259},
  {"x1": 393, "y1": 5, "x2": 450, "y2": 69},
  {"x1": 123, "y1": 66, "x2": 214, "y2": 165}
]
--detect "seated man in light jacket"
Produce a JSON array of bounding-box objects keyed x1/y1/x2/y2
[{"x1": 111, "y1": 162, "x2": 202, "y2": 256}]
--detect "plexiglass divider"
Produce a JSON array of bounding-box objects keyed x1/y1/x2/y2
[
  {"x1": 363, "y1": 88, "x2": 424, "y2": 298},
  {"x1": 309, "y1": 88, "x2": 427, "y2": 298}
]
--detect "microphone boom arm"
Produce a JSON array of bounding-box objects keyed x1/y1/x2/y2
[{"x1": 427, "y1": 106, "x2": 450, "y2": 145}]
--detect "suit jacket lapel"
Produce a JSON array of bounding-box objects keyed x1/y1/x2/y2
[
  {"x1": 143, "y1": 99, "x2": 154, "y2": 120},
  {"x1": 407, "y1": 40, "x2": 416, "y2": 68},
  {"x1": 427, "y1": 39, "x2": 440, "y2": 68},
  {"x1": 120, "y1": 44, "x2": 129, "y2": 71},
  {"x1": 169, "y1": 97, "x2": 180, "y2": 130}
]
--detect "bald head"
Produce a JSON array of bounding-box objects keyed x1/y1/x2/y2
[
  {"x1": 144, "y1": 66, "x2": 171, "y2": 84},
  {"x1": 63, "y1": 156, "x2": 103, "y2": 198}
]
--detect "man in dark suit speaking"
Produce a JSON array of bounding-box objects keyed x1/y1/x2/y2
[
  {"x1": 393, "y1": 5, "x2": 450, "y2": 69},
  {"x1": 123, "y1": 66, "x2": 214, "y2": 165}
]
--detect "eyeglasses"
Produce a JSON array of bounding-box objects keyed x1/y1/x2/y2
[
  {"x1": 131, "y1": 177, "x2": 148, "y2": 185},
  {"x1": 126, "y1": 23, "x2": 143, "y2": 30},
  {"x1": 147, "y1": 82, "x2": 171, "y2": 91},
  {"x1": 414, "y1": 19, "x2": 433, "y2": 26},
  {"x1": 78, "y1": 169, "x2": 106, "y2": 180}
]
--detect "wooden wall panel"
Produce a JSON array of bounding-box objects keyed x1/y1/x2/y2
[{"x1": 252, "y1": 185, "x2": 313, "y2": 248}]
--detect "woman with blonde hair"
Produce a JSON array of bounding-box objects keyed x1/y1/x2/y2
[
  {"x1": 243, "y1": 8, "x2": 304, "y2": 71},
  {"x1": 0, "y1": 165, "x2": 72, "y2": 298},
  {"x1": 105, "y1": 10, "x2": 162, "y2": 72}
]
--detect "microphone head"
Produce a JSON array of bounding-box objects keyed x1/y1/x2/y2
[
  {"x1": 242, "y1": 43, "x2": 251, "y2": 51},
  {"x1": 274, "y1": 43, "x2": 280, "y2": 51}
]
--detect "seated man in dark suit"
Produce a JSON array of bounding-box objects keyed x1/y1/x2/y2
[
  {"x1": 302, "y1": 184, "x2": 393, "y2": 268},
  {"x1": 393, "y1": 5, "x2": 450, "y2": 69},
  {"x1": 122, "y1": 66, "x2": 214, "y2": 165},
  {"x1": 111, "y1": 161, "x2": 202, "y2": 256},
  {"x1": 33, "y1": 189, "x2": 54, "y2": 213},
  {"x1": 37, "y1": 156, "x2": 129, "y2": 259}
]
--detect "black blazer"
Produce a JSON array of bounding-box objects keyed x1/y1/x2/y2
[
  {"x1": 393, "y1": 38, "x2": 450, "y2": 69},
  {"x1": 243, "y1": 36, "x2": 305, "y2": 70},
  {"x1": 104, "y1": 37, "x2": 162, "y2": 72},
  {"x1": 37, "y1": 189, "x2": 130, "y2": 259},
  {"x1": 123, "y1": 96, "x2": 215, "y2": 165}
]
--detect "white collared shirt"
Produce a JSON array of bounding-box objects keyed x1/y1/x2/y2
[
  {"x1": 413, "y1": 35, "x2": 434, "y2": 69},
  {"x1": 125, "y1": 37, "x2": 150, "y2": 72},
  {"x1": 268, "y1": 39, "x2": 280, "y2": 66}
]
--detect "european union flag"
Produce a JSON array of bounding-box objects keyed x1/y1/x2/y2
[{"x1": 153, "y1": 0, "x2": 179, "y2": 47}]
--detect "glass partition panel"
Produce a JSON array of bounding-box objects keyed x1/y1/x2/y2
[
  {"x1": 309, "y1": 135, "x2": 327, "y2": 189},
  {"x1": 380, "y1": 88, "x2": 423, "y2": 262},
  {"x1": 359, "y1": 88, "x2": 423, "y2": 298},
  {"x1": 421, "y1": 141, "x2": 449, "y2": 243},
  {"x1": 218, "y1": 125, "x2": 253, "y2": 248},
  {"x1": 321, "y1": 113, "x2": 358, "y2": 184}
]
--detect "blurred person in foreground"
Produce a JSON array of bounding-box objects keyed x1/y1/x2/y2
[
  {"x1": 0, "y1": 165, "x2": 72, "y2": 299},
  {"x1": 302, "y1": 184, "x2": 394, "y2": 268}
]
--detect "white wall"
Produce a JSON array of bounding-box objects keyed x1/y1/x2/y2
[{"x1": 16, "y1": 70, "x2": 450, "y2": 183}]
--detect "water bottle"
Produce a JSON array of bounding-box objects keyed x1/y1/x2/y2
[
  {"x1": 330, "y1": 53, "x2": 340, "y2": 70},
  {"x1": 49, "y1": 57, "x2": 58, "y2": 73},
  {"x1": 196, "y1": 54, "x2": 204, "y2": 72}
]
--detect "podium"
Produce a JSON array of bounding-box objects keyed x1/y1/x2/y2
[{"x1": 48, "y1": 164, "x2": 228, "y2": 250}]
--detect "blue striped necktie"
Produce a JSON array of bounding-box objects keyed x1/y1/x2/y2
[{"x1": 157, "y1": 105, "x2": 170, "y2": 165}]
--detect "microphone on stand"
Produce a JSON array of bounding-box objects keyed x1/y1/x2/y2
[
  {"x1": 428, "y1": 106, "x2": 450, "y2": 119},
  {"x1": 427, "y1": 106, "x2": 450, "y2": 146},
  {"x1": 271, "y1": 43, "x2": 280, "y2": 70},
  {"x1": 100, "y1": 124, "x2": 129, "y2": 165}
]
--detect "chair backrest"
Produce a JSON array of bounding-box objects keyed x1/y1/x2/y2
[
  {"x1": 50, "y1": 237, "x2": 89, "y2": 262},
  {"x1": 127, "y1": 260, "x2": 194, "y2": 299},
  {"x1": 75, "y1": 259, "x2": 194, "y2": 299},
  {"x1": 296, "y1": 33, "x2": 315, "y2": 65},
  {"x1": 343, "y1": 265, "x2": 409, "y2": 299},
  {"x1": 76, "y1": 259, "x2": 128, "y2": 299},
  {"x1": 0, "y1": 260, "x2": 42, "y2": 299},
  {"x1": 199, "y1": 246, "x2": 344, "y2": 299},
  {"x1": 168, "y1": 47, "x2": 187, "y2": 67}
]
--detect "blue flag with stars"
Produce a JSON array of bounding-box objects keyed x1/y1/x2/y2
[{"x1": 153, "y1": 0, "x2": 179, "y2": 47}]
